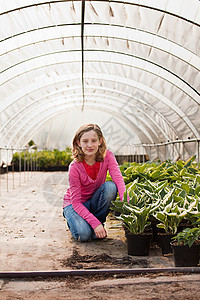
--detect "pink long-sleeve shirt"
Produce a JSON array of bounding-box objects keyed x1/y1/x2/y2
[{"x1": 63, "y1": 149, "x2": 126, "y2": 229}]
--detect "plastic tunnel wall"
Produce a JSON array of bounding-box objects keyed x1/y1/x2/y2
[{"x1": 0, "y1": 0, "x2": 200, "y2": 164}]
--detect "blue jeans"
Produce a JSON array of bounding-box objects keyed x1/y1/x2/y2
[{"x1": 63, "y1": 181, "x2": 117, "y2": 242}]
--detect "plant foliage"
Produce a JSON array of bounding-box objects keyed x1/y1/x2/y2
[
  {"x1": 12, "y1": 148, "x2": 72, "y2": 171},
  {"x1": 111, "y1": 156, "x2": 200, "y2": 235},
  {"x1": 172, "y1": 227, "x2": 200, "y2": 248}
]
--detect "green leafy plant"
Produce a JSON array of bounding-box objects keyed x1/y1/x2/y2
[
  {"x1": 153, "y1": 190, "x2": 189, "y2": 235},
  {"x1": 117, "y1": 205, "x2": 151, "y2": 235},
  {"x1": 112, "y1": 186, "x2": 161, "y2": 234},
  {"x1": 154, "y1": 208, "x2": 187, "y2": 235},
  {"x1": 119, "y1": 156, "x2": 199, "y2": 185},
  {"x1": 171, "y1": 227, "x2": 200, "y2": 248},
  {"x1": 110, "y1": 157, "x2": 200, "y2": 236},
  {"x1": 12, "y1": 148, "x2": 72, "y2": 171}
]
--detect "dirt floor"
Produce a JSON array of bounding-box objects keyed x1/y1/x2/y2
[{"x1": 0, "y1": 171, "x2": 200, "y2": 299}]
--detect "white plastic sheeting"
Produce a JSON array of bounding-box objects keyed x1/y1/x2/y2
[{"x1": 0, "y1": 0, "x2": 200, "y2": 163}]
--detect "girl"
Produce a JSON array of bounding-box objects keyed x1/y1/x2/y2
[{"x1": 63, "y1": 123, "x2": 126, "y2": 242}]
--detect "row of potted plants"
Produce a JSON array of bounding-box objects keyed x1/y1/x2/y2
[
  {"x1": 12, "y1": 148, "x2": 73, "y2": 171},
  {"x1": 110, "y1": 156, "x2": 200, "y2": 266}
]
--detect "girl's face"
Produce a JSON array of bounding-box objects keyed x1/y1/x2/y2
[{"x1": 77, "y1": 130, "x2": 102, "y2": 159}]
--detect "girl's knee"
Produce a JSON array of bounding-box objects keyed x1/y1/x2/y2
[
  {"x1": 104, "y1": 181, "x2": 117, "y2": 200},
  {"x1": 106, "y1": 181, "x2": 117, "y2": 197},
  {"x1": 64, "y1": 206, "x2": 93, "y2": 242}
]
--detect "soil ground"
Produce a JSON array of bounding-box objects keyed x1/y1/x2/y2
[{"x1": 0, "y1": 171, "x2": 200, "y2": 299}]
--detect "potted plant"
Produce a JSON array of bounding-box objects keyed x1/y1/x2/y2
[
  {"x1": 153, "y1": 203, "x2": 187, "y2": 255},
  {"x1": 111, "y1": 182, "x2": 161, "y2": 256},
  {"x1": 170, "y1": 227, "x2": 200, "y2": 267},
  {"x1": 114, "y1": 195, "x2": 157, "y2": 256},
  {"x1": 118, "y1": 208, "x2": 152, "y2": 256}
]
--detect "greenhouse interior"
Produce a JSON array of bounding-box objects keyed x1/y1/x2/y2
[
  {"x1": 1, "y1": 0, "x2": 200, "y2": 165},
  {"x1": 1, "y1": 0, "x2": 200, "y2": 298}
]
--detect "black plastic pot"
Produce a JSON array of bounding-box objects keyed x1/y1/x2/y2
[
  {"x1": 171, "y1": 242, "x2": 200, "y2": 267},
  {"x1": 177, "y1": 221, "x2": 193, "y2": 233},
  {"x1": 126, "y1": 233, "x2": 151, "y2": 256},
  {"x1": 151, "y1": 222, "x2": 159, "y2": 242},
  {"x1": 158, "y1": 233, "x2": 174, "y2": 255}
]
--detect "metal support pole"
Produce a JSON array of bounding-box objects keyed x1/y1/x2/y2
[
  {"x1": 19, "y1": 151, "x2": 21, "y2": 186},
  {"x1": 33, "y1": 152, "x2": 36, "y2": 171},
  {"x1": 197, "y1": 141, "x2": 199, "y2": 169},
  {"x1": 6, "y1": 149, "x2": 9, "y2": 192},
  {"x1": 0, "y1": 149, "x2": 1, "y2": 196},
  {"x1": 12, "y1": 148, "x2": 14, "y2": 189},
  {"x1": 27, "y1": 152, "x2": 29, "y2": 179},
  {"x1": 35, "y1": 152, "x2": 37, "y2": 171},
  {"x1": 178, "y1": 141, "x2": 181, "y2": 160},
  {"x1": 138, "y1": 147, "x2": 139, "y2": 163},
  {"x1": 149, "y1": 146, "x2": 151, "y2": 161},
  {"x1": 157, "y1": 145, "x2": 159, "y2": 161},
  {"x1": 135, "y1": 148, "x2": 137, "y2": 163},
  {"x1": 24, "y1": 150, "x2": 26, "y2": 182},
  {"x1": 164, "y1": 144, "x2": 166, "y2": 161},
  {"x1": 130, "y1": 145, "x2": 132, "y2": 162},
  {"x1": 31, "y1": 153, "x2": 33, "y2": 172}
]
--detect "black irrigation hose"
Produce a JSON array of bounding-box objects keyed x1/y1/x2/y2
[{"x1": 1, "y1": 267, "x2": 200, "y2": 279}]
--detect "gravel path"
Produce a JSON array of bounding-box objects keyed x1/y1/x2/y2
[{"x1": 0, "y1": 172, "x2": 72, "y2": 271}]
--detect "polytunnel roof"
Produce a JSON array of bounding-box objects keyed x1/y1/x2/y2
[{"x1": 0, "y1": 0, "x2": 200, "y2": 153}]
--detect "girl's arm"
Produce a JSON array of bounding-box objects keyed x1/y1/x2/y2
[
  {"x1": 107, "y1": 151, "x2": 127, "y2": 201},
  {"x1": 69, "y1": 164, "x2": 102, "y2": 229}
]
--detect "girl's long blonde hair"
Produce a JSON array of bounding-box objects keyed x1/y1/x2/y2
[{"x1": 72, "y1": 124, "x2": 107, "y2": 162}]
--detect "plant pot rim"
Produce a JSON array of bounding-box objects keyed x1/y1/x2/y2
[
  {"x1": 157, "y1": 232, "x2": 174, "y2": 236},
  {"x1": 170, "y1": 241, "x2": 200, "y2": 247},
  {"x1": 126, "y1": 232, "x2": 152, "y2": 236}
]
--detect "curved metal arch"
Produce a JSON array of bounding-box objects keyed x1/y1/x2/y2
[
  {"x1": 84, "y1": 94, "x2": 176, "y2": 139},
  {"x1": 1, "y1": 70, "x2": 198, "y2": 139},
  {"x1": 103, "y1": 0, "x2": 200, "y2": 27},
  {"x1": 1, "y1": 20, "x2": 199, "y2": 70},
  {"x1": 84, "y1": 33, "x2": 200, "y2": 72},
  {"x1": 1, "y1": 42, "x2": 199, "y2": 102},
  {"x1": 6, "y1": 103, "x2": 140, "y2": 147},
  {"x1": 87, "y1": 49, "x2": 200, "y2": 98},
  {"x1": 0, "y1": 75, "x2": 178, "y2": 140},
  {"x1": 0, "y1": 21, "x2": 199, "y2": 85},
  {"x1": 11, "y1": 101, "x2": 158, "y2": 148},
  {"x1": 1, "y1": 0, "x2": 199, "y2": 150},
  {"x1": 1, "y1": 3, "x2": 199, "y2": 101},
  {"x1": 84, "y1": 73, "x2": 199, "y2": 137},
  {"x1": 2, "y1": 91, "x2": 167, "y2": 146},
  {"x1": 1, "y1": 0, "x2": 199, "y2": 27},
  {"x1": 77, "y1": 94, "x2": 171, "y2": 140},
  {"x1": 1, "y1": 50, "x2": 199, "y2": 113},
  {"x1": 0, "y1": 72, "x2": 187, "y2": 142},
  {"x1": 1, "y1": 55, "x2": 199, "y2": 120},
  {"x1": 1, "y1": 19, "x2": 199, "y2": 74},
  {"x1": 1, "y1": 1, "x2": 199, "y2": 97},
  {"x1": 1, "y1": 30, "x2": 199, "y2": 78},
  {"x1": 5, "y1": 88, "x2": 173, "y2": 147},
  {"x1": 0, "y1": 69, "x2": 82, "y2": 112}
]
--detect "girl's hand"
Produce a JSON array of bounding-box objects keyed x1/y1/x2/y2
[{"x1": 94, "y1": 224, "x2": 107, "y2": 239}]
